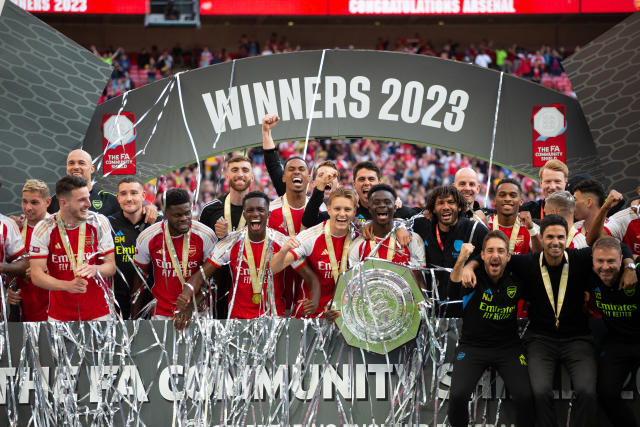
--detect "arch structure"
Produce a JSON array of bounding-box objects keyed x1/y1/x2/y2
[{"x1": 84, "y1": 50, "x2": 599, "y2": 194}]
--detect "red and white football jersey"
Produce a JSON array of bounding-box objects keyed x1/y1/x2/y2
[
  {"x1": 289, "y1": 221, "x2": 357, "y2": 317},
  {"x1": 207, "y1": 228, "x2": 287, "y2": 319},
  {"x1": 604, "y1": 208, "x2": 640, "y2": 256},
  {"x1": 566, "y1": 225, "x2": 588, "y2": 249},
  {"x1": 268, "y1": 196, "x2": 306, "y2": 236},
  {"x1": 487, "y1": 215, "x2": 533, "y2": 255},
  {"x1": 20, "y1": 221, "x2": 50, "y2": 321},
  {"x1": 348, "y1": 232, "x2": 426, "y2": 267},
  {"x1": 30, "y1": 213, "x2": 114, "y2": 321},
  {"x1": 0, "y1": 214, "x2": 25, "y2": 264},
  {"x1": 135, "y1": 220, "x2": 216, "y2": 317}
]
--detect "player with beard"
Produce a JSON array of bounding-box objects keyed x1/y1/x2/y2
[
  {"x1": 272, "y1": 187, "x2": 359, "y2": 317},
  {"x1": 175, "y1": 192, "x2": 320, "y2": 326},
  {"x1": 447, "y1": 233, "x2": 534, "y2": 427},
  {"x1": 7, "y1": 180, "x2": 51, "y2": 321},
  {"x1": 588, "y1": 188, "x2": 640, "y2": 260},
  {"x1": 47, "y1": 149, "x2": 157, "y2": 222},
  {"x1": 543, "y1": 191, "x2": 587, "y2": 249},
  {"x1": 462, "y1": 215, "x2": 638, "y2": 427},
  {"x1": 410, "y1": 185, "x2": 487, "y2": 313},
  {"x1": 108, "y1": 177, "x2": 160, "y2": 319},
  {"x1": 571, "y1": 179, "x2": 606, "y2": 237},
  {"x1": 199, "y1": 155, "x2": 254, "y2": 239},
  {"x1": 133, "y1": 189, "x2": 216, "y2": 320},
  {"x1": 520, "y1": 159, "x2": 568, "y2": 221},
  {"x1": 488, "y1": 178, "x2": 540, "y2": 255},
  {"x1": 302, "y1": 161, "x2": 416, "y2": 228},
  {"x1": 348, "y1": 184, "x2": 426, "y2": 274},
  {"x1": 30, "y1": 175, "x2": 116, "y2": 321},
  {"x1": 453, "y1": 167, "x2": 488, "y2": 223},
  {"x1": 587, "y1": 236, "x2": 640, "y2": 427}
]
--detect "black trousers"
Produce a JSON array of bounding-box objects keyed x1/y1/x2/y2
[
  {"x1": 597, "y1": 338, "x2": 640, "y2": 427},
  {"x1": 448, "y1": 343, "x2": 534, "y2": 427},
  {"x1": 524, "y1": 333, "x2": 597, "y2": 427}
]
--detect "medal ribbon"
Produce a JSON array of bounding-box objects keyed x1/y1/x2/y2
[
  {"x1": 56, "y1": 217, "x2": 86, "y2": 275},
  {"x1": 436, "y1": 226, "x2": 444, "y2": 251},
  {"x1": 323, "y1": 221, "x2": 352, "y2": 284},
  {"x1": 282, "y1": 194, "x2": 306, "y2": 237},
  {"x1": 566, "y1": 225, "x2": 578, "y2": 248},
  {"x1": 162, "y1": 221, "x2": 191, "y2": 287},
  {"x1": 539, "y1": 251, "x2": 569, "y2": 329},
  {"x1": 225, "y1": 195, "x2": 245, "y2": 234},
  {"x1": 369, "y1": 232, "x2": 396, "y2": 261},
  {"x1": 21, "y1": 224, "x2": 27, "y2": 244},
  {"x1": 492, "y1": 215, "x2": 521, "y2": 254},
  {"x1": 244, "y1": 232, "x2": 269, "y2": 303}
]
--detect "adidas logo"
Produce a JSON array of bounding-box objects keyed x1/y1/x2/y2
[
  {"x1": 55, "y1": 243, "x2": 62, "y2": 250},
  {"x1": 115, "y1": 230, "x2": 124, "y2": 236},
  {"x1": 321, "y1": 249, "x2": 329, "y2": 256}
]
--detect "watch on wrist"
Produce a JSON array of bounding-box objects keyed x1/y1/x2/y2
[{"x1": 625, "y1": 262, "x2": 636, "y2": 270}]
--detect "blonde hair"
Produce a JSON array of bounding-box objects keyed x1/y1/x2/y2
[
  {"x1": 327, "y1": 187, "x2": 358, "y2": 208},
  {"x1": 22, "y1": 179, "x2": 50, "y2": 199},
  {"x1": 539, "y1": 159, "x2": 569, "y2": 181}
]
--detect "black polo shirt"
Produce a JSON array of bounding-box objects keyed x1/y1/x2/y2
[
  {"x1": 451, "y1": 262, "x2": 523, "y2": 348},
  {"x1": 199, "y1": 193, "x2": 244, "y2": 232},
  {"x1": 588, "y1": 266, "x2": 640, "y2": 340},
  {"x1": 49, "y1": 187, "x2": 120, "y2": 217}
]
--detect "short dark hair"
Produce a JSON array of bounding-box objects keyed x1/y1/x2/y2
[
  {"x1": 482, "y1": 230, "x2": 509, "y2": 251},
  {"x1": 540, "y1": 214, "x2": 568, "y2": 236},
  {"x1": 312, "y1": 160, "x2": 338, "y2": 180},
  {"x1": 56, "y1": 175, "x2": 87, "y2": 198},
  {"x1": 592, "y1": 236, "x2": 622, "y2": 254},
  {"x1": 368, "y1": 183, "x2": 397, "y2": 201},
  {"x1": 227, "y1": 155, "x2": 252, "y2": 166},
  {"x1": 242, "y1": 191, "x2": 270, "y2": 208},
  {"x1": 495, "y1": 178, "x2": 521, "y2": 194},
  {"x1": 426, "y1": 185, "x2": 466, "y2": 214},
  {"x1": 572, "y1": 179, "x2": 605, "y2": 208},
  {"x1": 165, "y1": 188, "x2": 190, "y2": 208},
  {"x1": 353, "y1": 161, "x2": 381, "y2": 180},
  {"x1": 118, "y1": 176, "x2": 144, "y2": 189},
  {"x1": 283, "y1": 156, "x2": 307, "y2": 170}
]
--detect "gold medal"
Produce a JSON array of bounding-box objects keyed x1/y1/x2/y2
[{"x1": 244, "y1": 232, "x2": 269, "y2": 303}]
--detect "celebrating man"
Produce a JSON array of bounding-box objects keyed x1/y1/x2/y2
[
  {"x1": 448, "y1": 233, "x2": 534, "y2": 427},
  {"x1": 487, "y1": 178, "x2": 540, "y2": 254},
  {"x1": 543, "y1": 190, "x2": 587, "y2": 249},
  {"x1": 7, "y1": 180, "x2": 51, "y2": 321},
  {"x1": 30, "y1": 175, "x2": 116, "y2": 321},
  {"x1": 521, "y1": 159, "x2": 568, "y2": 220},
  {"x1": 108, "y1": 177, "x2": 160, "y2": 319},
  {"x1": 588, "y1": 236, "x2": 640, "y2": 427},
  {"x1": 349, "y1": 184, "x2": 426, "y2": 272},
  {"x1": 176, "y1": 191, "x2": 320, "y2": 324},
  {"x1": 199, "y1": 155, "x2": 254, "y2": 239},
  {"x1": 453, "y1": 167, "x2": 487, "y2": 223},
  {"x1": 133, "y1": 189, "x2": 216, "y2": 319},
  {"x1": 272, "y1": 187, "x2": 359, "y2": 317}
]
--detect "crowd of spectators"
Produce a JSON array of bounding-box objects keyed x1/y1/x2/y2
[{"x1": 94, "y1": 32, "x2": 576, "y2": 103}]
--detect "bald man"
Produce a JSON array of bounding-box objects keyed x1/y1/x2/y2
[
  {"x1": 48, "y1": 150, "x2": 157, "y2": 223},
  {"x1": 454, "y1": 167, "x2": 487, "y2": 223}
]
